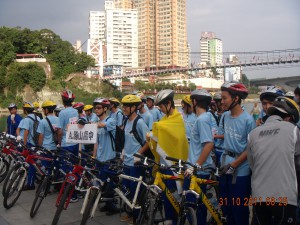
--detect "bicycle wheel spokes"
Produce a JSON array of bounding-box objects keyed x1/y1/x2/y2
[
  {"x1": 0, "y1": 157, "x2": 9, "y2": 183},
  {"x1": 2, "y1": 163, "x2": 21, "y2": 196},
  {"x1": 51, "y1": 182, "x2": 73, "y2": 225},
  {"x1": 3, "y1": 169, "x2": 26, "y2": 209},
  {"x1": 30, "y1": 176, "x2": 50, "y2": 218}
]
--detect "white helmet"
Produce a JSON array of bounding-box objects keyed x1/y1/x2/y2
[
  {"x1": 154, "y1": 89, "x2": 174, "y2": 106},
  {"x1": 190, "y1": 89, "x2": 212, "y2": 103}
]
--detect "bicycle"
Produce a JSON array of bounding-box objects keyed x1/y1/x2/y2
[
  {"x1": 165, "y1": 156, "x2": 226, "y2": 225},
  {"x1": 51, "y1": 153, "x2": 93, "y2": 225},
  {"x1": 3, "y1": 147, "x2": 54, "y2": 209},
  {"x1": 30, "y1": 148, "x2": 73, "y2": 217},
  {"x1": 134, "y1": 153, "x2": 187, "y2": 225}
]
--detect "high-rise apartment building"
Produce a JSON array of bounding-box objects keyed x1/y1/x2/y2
[
  {"x1": 113, "y1": 0, "x2": 133, "y2": 9},
  {"x1": 199, "y1": 32, "x2": 223, "y2": 79},
  {"x1": 200, "y1": 32, "x2": 223, "y2": 66},
  {"x1": 123, "y1": 0, "x2": 188, "y2": 69},
  {"x1": 87, "y1": 1, "x2": 138, "y2": 70}
]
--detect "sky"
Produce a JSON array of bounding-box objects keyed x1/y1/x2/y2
[{"x1": 0, "y1": 0, "x2": 299, "y2": 79}]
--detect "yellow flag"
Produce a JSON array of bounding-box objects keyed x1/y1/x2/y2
[{"x1": 149, "y1": 108, "x2": 189, "y2": 163}]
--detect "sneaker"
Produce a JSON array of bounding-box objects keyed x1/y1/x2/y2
[
  {"x1": 23, "y1": 184, "x2": 35, "y2": 191},
  {"x1": 120, "y1": 214, "x2": 132, "y2": 222},
  {"x1": 70, "y1": 197, "x2": 78, "y2": 203}
]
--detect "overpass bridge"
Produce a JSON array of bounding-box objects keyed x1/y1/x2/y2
[
  {"x1": 250, "y1": 76, "x2": 300, "y2": 90},
  {"x1": 100, "y1": 48, "x2": 300, "y2": 82}
]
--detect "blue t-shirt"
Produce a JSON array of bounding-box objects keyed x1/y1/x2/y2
[
  {"x1": 18, "y1": 113, "x2": 41, "y2": 145},
  {"x1": 86, "y1": 113, "x2": 98, "y2": 123},
  {"x1": 182, "y1": 112, "x2": 197, "y2": 141},
  {"x1": 96, "y1": 117, "x2": 116, "y2": 162},
  {"x1": 109, "y1": 109, "x2": 124, "y2": 126},
  {"x1": 215, "y1": 114, "x2": 225, "y2": 151},
  {"x1": 148, "y1": 107, "x2": 162, "y2": 122},
  {"x1": 188, "y1": 112, "x2": 214, "y2": 175},
  {"x1": 220, "y1": 110, "x2": 256, "y2": 176},
  {"x1": 58, "y1": 107, "x2": 78, "y2": 147},
  {"x1": 7, "y1": 114, "x2": 23, "y2": 136},
  {"x1": 37, "y1": 115, "x2": 59, "y2": 150},
  {"x1": 123, "y1": 116, "x2": 149, "y2": 166},
  {"x1": 139, "y1": 110, "x2": 154, "y2": 130}
]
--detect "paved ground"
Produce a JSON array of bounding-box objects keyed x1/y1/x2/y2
[{"x1": 0, "y1": 183, "x2": 127, "y2": 225}]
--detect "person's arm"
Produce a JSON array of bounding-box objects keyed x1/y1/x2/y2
[
  {"x1": 93, "y1": 142, "x2": 98, "y2": 158},
  {"x1": 57, "y1": 128, "x2": 62, "y2": 146},
  {"x1": 138, "y1": 142, "x2": 149, "y2": 154},
  {"x1": 38, "y1": 133, "x2": 44, "y2": 146},
  {"x1": 230, "y1": 150, "x2": 248, "y2": 169},
  {"x1": 196, "y1": 142, "x2": 214, "y2": 165},
  {"x1": 23, "y1": 129, "x2": 29, "y2": 145}
]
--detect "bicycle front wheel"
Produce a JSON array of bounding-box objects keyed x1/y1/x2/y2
[
  {"x1": 3, "y1": 168, "x2": 26, "y2": 209},
  {"x1": 178, "y1": 207, "x2": 197, "y2": 225},
  {"x1": 30, "y1": 176, "x2": 50, "y2": 218},
  {"x1": 0, "y1": 157, "x2": 9, "y2": 183},
  {"x1": 2, "y1": 163, "x2": 21, "y2": 197},
  {"x1": 80, "y1": 188, "x2": 98, "y2": 225},
  {"x1": 51, "y1": 182, "x2": 73, "y2": 225}
]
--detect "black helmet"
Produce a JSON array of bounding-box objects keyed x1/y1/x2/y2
[{"x1": 267, "y1": 96, "x2": 300, "y2": 123}]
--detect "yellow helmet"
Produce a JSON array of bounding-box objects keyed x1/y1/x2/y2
[
  {"x1": 182, "y1": 95, "x2": 192, "y2": 106},
  {"x1": 121, "y1": 95, "x2": 142, "y2": 104},
  {"x1": 33, "y1": 101, "x2": 40, "y2": 109},
  {"x1": 84, "y1": 104, "x2": 93, "y2": 111},
  {"x1": 109, "y1": 97, "x2": 121, "y2": 104},
  {"x1": 23, "y1": 102, "x2": 34, "y2": 109},
  {"x1": 42, "y1": 100, "x2": 56, "y2": 108}
]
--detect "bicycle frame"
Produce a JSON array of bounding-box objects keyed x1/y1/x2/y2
[
  {"x1": 150, "y1": 170, "x2": 184, "y2": 214},
  {"x1": 80, "y1": 172, "x2": 104, "y2": 218},
  {"x1": 184, "y1": 174, "x2": 223, "y2": 225}
]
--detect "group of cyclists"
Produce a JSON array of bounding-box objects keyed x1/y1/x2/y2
[{"x1": 4, "y1": 81, "x2": 300, "y2": 225}]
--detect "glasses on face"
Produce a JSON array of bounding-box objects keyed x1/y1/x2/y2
[
  {"x1": 122, "y1": 104, "x2": 131, "y2": 108},
  {"x1": 94, "y1": 106, "x2": 103, "y2": 110}
]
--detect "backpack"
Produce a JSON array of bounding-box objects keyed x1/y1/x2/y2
[
  {"x1": 45, "y1": 117, "x2": 59, "y2": 145},
  {"x1": 27, "y1": 114, "x2": 40, "y2": 146},
  {"x1": 108, "y1": 111, "x2": 127, "y2": 152}
]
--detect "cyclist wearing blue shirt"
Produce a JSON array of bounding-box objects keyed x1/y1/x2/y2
[
  {"x1": 109, "y1": 97, "x2": 124, "y2": 127},
  {"x1": 181, "y1": 95, "x2": 197, "y2": 143},
  {"x1": 120, "y1": 94, "x2": 149, "y2": 223},
  {"x1": 37, "y1": 100, "x2": 60, "y2": 151},
  {"x1": 146, "y1": 95, "x2": 163, "y2": 122},
  {"x1": 18, "y1": 102, "x2": 41, "y2": 191},
  {"x1": 83, "y1": 105, "x2": 98, "y2": 123},
  {"x1": 92, "y1": 97, "x2": 117, "y2": 215},
  {"x1": 137, "y1": 97, "x2": 154, "y2": 130},
  {"x1": 184, "y1": 89, "x2": 214, "y2": 225},
  {"x1": 73, "y1": 102, "x2": 85, "y2": 118},
  {"x1": 6, "y1": 103, "x2": 22, "y2": 136},
  {"x1": 219, "y1": 81, "x2": 256, "y2": 225}
]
